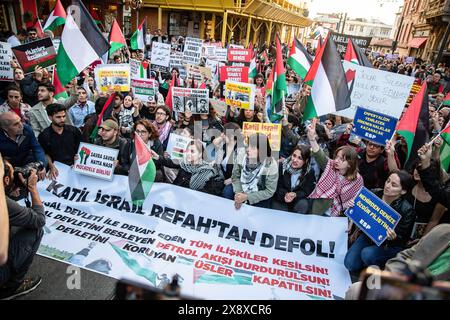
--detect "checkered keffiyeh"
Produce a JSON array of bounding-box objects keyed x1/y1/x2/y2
[{"x1": 308, "y1": 159, "x2": 364, "y2": 216}]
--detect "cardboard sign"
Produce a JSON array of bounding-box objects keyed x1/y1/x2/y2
[
  {"x1": 242, "y1": 122, "x2": 282, "y2": 152},
  {"x1": 95, "y1": 64, "x2": 131, "y2": 93},
  {"x1": 224, "y1": 80, "x2": 256, "y2": 110},
  {"x1": 227, "y1": 48, "x2": 252, "y2": 63},
  {"x1": 11, "y1": 37, "x2": 57, "y2": 74},
  {"x1": 330, "y1": 32, "x2": 372, "y2": 54},
  {"x1": 219, "y1": 66, "x2": 249, "y2": 83},
  {"x1": 0, "y1": 42, "x2": 13, "y2": 81},
  {"x1": 183, "y1": 37, "x2": 203, "y2": 65},
  {"x1": 131, "y1": 78, "x2": 158, "y2": 103},
  {"x1": 353, "y1": 107, "x2": 398, "y2": 146},
  {"x1": 73, "y1": 143, "x2": 119, "y2": 181},
  {"x1": 166, "y1": 133, "x2": 193, "y2": 161},
  {"x1": 150, "y1": 42, "x2": 171, "y2": 73},
  {"x1": 336, "y1": 61, "x2": 414, "y2": 119},
  {"x1": 185, "y1": 63, "x2": 212, "y2": 82},
  {"x1": 172, "y1": 87, "x2": 209, "y2": 114},
  {"x1": 345, "y1": 187, "x2": 401, "y2": 246}
]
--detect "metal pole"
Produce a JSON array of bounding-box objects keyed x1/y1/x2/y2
[
  {"x1": 391, "y1": 15, "x2": 404, "y2": 53},
  {"x1": 434, "y1": 21, "x2": 450, "y2": 68},
  {"x1": 341, "y1": 12, "x2": 347, "y2": 34}
]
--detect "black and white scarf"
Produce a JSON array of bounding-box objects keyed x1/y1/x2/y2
[
  {"x1": 240, "y1": 155, "x2": 265, "y2": 193},
  {"x1": 180, "y1": 161, "x2": 222, "y2": 191},
  {"x1": 282, "y1": 156, "x2": 303, "y2": 175}
]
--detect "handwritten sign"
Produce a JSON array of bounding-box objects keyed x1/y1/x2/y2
[
  {"x1": 73, "y1": 143, "x2": 119, "y2": 181},
  {"x1": 0, "y1": 42, "x2": 13, "y2": 81},
  {"x1": 353, "y1": 107, "x2": 398, "y2": 146}
]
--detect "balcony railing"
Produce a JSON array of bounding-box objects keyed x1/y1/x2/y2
[{"x1": 424, "y1": 0, "x2": 450, "y2": 20}]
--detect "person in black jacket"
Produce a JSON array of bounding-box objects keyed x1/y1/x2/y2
[
  {"x1": 169, "y1": 139, "x2": 224, "y2": 196},
  {"x1": 344, "y1": 170, "x2": 416, "y2": 274},
  {"x1": 272, "y1": 145, "x2": 317, "y2": 213}
]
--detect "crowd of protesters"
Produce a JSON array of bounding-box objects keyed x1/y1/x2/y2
[{"x1": 0, "y1": 26, "x2": 449, "y2": 300}]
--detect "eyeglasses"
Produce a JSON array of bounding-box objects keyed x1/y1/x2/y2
[
  {"x1": 155, "y1": 112, "x2": 167, "y2": 116},
  {"x1": 367, "y1": 142, "x2": 382, "y2": 149},
  {"x1": 325, "y1": 122, "x2": 332, "y2": 126}
]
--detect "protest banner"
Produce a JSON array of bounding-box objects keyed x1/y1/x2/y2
[
  {"x1": 336, "y1": 61, "x2": 414, "y2": 119},
  {"x1": 36, "y1": 162, "x2": 351, "y2": 300},
  {"x1": 352, "y1": 107, "x2": 398, "y2": 146},
  {"x1": 330, "y1": 32, "x2": 372, "y2": 54},
  {"x1": 344, "y1": 187, "x2": 401, "y2": 246},
  {"x1": 242, "y1": 122, "x2": 282, "y2": 151},
  {"x1": 405, "y1": 56, "x2": 415, "y2": 64},
  {"x1": 385, "y1": 53, "x2": 399, "y2": 61},
  {"x1": 227, "y1": 48, "x2": 252, "y2": 63},
  {"x1": 73, "y1": 143, "x2": 119, "y2": 181},
  {"x1": 0, "y1": 41, "x2": 13, "y2": 81},
  {"x1": 166, "y1": 133, "x2": 193, "y2": 161},
  {"x1": 150, "y1": 42, "x2": 171, "y2": 73},
  {"x1": 183, "y1": 37, "x2": 203, "y2": 65},
  {"x1": 220, "y1": 66, "x2": 249, "y2": 83},
  {"x1": 172, "y1": 87, "x2": 209, "y2": 114},
  {"x1": 169, "y1": 51, "x2": 187, "y2": 79},
  {"x1": 11, "y1": 37, "x2": 57, "y2": 74},
  {"x1": 185, "y1": 63, "x2": 212, "y2": 82},
  {"x1": 210, "y1": 99, "x2": 228, "y2": 117},
  {"x1": 131, "y1": 78, "x2": 158, "y2": 103},
  {"x1": 95, "y1": 64, "x2": 131, "y2": 93},
  {"x1": 225, "y1": 80, "x2": 256, "y2": 110}
]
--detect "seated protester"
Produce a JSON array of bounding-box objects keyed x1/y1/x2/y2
[
  {"x1": 213, "y1": 122, "x2": 246, "y2": 198},
  {"x1": 152, "y1": 105, "x2": 173, "y2": 151},
  {"x1": 139, "y1": 95, "x2": 158, "y2": 121},
  {"x1": 94, "y1": 119, "x2": 131, "y2": 175},
  {"x1": 418, "y1": 142, "x2": 450, "y2": 210},
  {"x1": 38, "y1": 104, "x2": 82, "y2": 179},
  {"x1": 188, "y1": 107, "x2": 224, "y2": 146},
  {"x1": 0, "y1": 159, "x2": 45, "y2": 300},
  {"x1": 272, "y1": 145, "x2": 317, "y2": 213},
  {"x1": 81, "y1": 96, "x2": 108, "y2": 143},
  {"x1": 306, "y1": 121, "x2": 364, "y2": 217},
  {"x1": 0, "y1": 85, "x2": 31, "y2": 124},
  {"x1": 28, "y1": 82, "x2": 78, "y2": 137},
  {"x1": 175, "y1": 110, "x2": 193, "y2": 129},
  {"x1": 131, "y1": 119, "x2": 164, "y2": 182},
  {"x1": 230, "y1": 133, "x2": 279, "y2": 209},
  {"x1": 345, "y1": 224, "x2": 450, "y2": 300},
  {"x1": 344, "y1": 170, "x2": 416, "y2": 273},
  {"x1": 406, "y1": 161, "x2": 447, "y2": 241},
  {"x1": 68, "y1": 87, "x2": 95, "y2": 129},
  {"x1": 162, "y1": 127, "x2": 194, "y2": 183},
  {"x1": 169, "y1": 139, "x2": 224, "y2": 196},
  {"x1": 112, "y1": 95, "x2": 140, "y2": 139},
  {"x1": 0, "y1": 112, "x2": 47, "y2": 178}
]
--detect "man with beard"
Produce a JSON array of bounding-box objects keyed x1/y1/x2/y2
[
  {"x1": 38, "y1": 104, "x2": 82, "y2": 180},
  {"x1": 140, "y1": 96, "x2": 158, "y2": 121},
  {"x1": 28, "y1": 82, "x2": 78, "y2": 137}
]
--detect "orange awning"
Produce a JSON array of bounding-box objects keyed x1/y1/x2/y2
[{"x1": 409, "y1": 37, "x2": 427, "y2": 48}]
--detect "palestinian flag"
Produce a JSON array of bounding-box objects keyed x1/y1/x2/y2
[
  {"x1": 442, "y1": 92, "x2": 450, "y2": 106},
  {"x1": 351, "y1": 38, "x2": 372, "y2": 67},
  {"x1": 165, "y1": 74, "x2": 177, "y2": 111},
  {"x1": 129, "y1": 133, "x2": 156, "y2": 206},
  {"x1": 396, "y1": 82, "x2": 430, "y2": 171},
  {"x1": 439, "y1": 123, "x2": 450, "y2": 172},
  {"x1": 43, "y1": 0, "x2": 66, "y2": 32},
  {"x1": 34, "y1": 19, "x2": 44, "y2": 38},
  {"x1": 249, "y1": 52, "x2": 257, "y2": 79},
  {"x1": 52, "y1": 67, "x2": 68, "y2": 100},
  {"x1": 56, "y1": 0, "x2": 110, "y2": 87},
  {"x1": 288, "y1": 37, "x2": 313, "y2": 80},
  {"x1": 316, "y1": 35, "x2": 323, "y2": 54},
  {"x1": 108, "y1": 18, "x2": 126, "y2": 56},
  {"x1": 269, "y1": 35, "x2": 287, "y2": 122},
  {"x1": 131, "y1": 18, "x2": 147, "y2": 51},
  {"x1": 303, "y1": 36, "x2": 351, "y2": 120},
  {"x1": 344, "y1": 38, "x2": 359, "y2": 64},
  {"x1": 89, "y1": 93, "x2": 116, "y2": 142}
]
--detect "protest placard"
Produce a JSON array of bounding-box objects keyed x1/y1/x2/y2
[
  {"x1": 0, "y1": 42, "x2": 13, "y2": 81},
  {"x1": 225, "y1": 80, "x2": 256, "y2": 110},
  {"x1": 385, "y1": 53, "x2": 399, "y2": 61},
  {"x1": 11, "y1": 37, "x2": 57, "y2": 74},
  {"x1": 150, "y1": 41, "x2": 171, "y2": 73},
  {"x1": 202, "y1": 45, "x2": 216, "y2": 58},
  {"x1": 169, "y1": 51, "x2": 186, "y2": 79},
  {"x1": 213, "y1": 48, "x2": 228, "y2": 62},
  {"x1": 172, "y1": 87, "x2": 209, "y2": 114},
  {"x1": 352, "y1": 107, "x2": 398, "y2": 146},
  {"x1": 36, "y1": 162, "x2": 351, "y2": 300},
  {"x1": 73, "y1": 143, "x2": 119, "y2": 181},
  {"x1": 95, "y1": 64, "x2": 131, "y2": 93},
  {"x1": 130, "y1": 58, "x2": 146, "y2": 79},
  {"x1": 330, "y1": 32, "x2": 372, "y2": 54},
  {"x1": 227, "y1": 48, "x2": 252, "y2": 63},
  {"x1": 344, "y1": 187, "x2": 401, "y2": 246},
  {"x1": 210, "y1": 99, "x2": 228, "y2": 117},
  {"x1": 220, "y1": 66, "x2": 249, "y2": 83},
  {"x1": 185, "y1": 63, "x2": 212, "y2": 82},
  {"x1": 183, "y1": 37, "x2": 203, "y2": 65},
  {"x1": 336, "y1": 61, "x2": 414, "y2": 119},
  {"x1": 131, "y1": 78, "x2": 158, "y2": 103},
  {"x1": 405, "y1": 56, "x2": 415, "y2": 64},
  {"x1": 166, "y1": 133, "x2": 193, "y2": 161},
  {"x1": 242, "y1": 122, "x2": 282, "y2": 151}
]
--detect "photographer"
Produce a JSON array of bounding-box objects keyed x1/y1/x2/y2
[
  {"x1": 0, "y1": 155, "x2": 9, "y2": 266},
  {"x1": 0, "y1": 112, "x2": 47, "y2": 182},
  {"x1": 0, "y1": 157, "x2": 45, "y2": 300}
]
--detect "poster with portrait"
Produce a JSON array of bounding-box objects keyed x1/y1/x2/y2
[{"x1": 171, "y1": 87, "x2": 209, "y2": 114}]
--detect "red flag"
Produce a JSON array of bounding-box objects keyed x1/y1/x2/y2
[
  {"x1": 34, "y1": 19, "x2": 44, "y2": 38},
  {"x1": 344, "y1": 38, "x2": 358, "y2": 64},
  {"x1": 165, "y1": 74, "x2": 177, "y2": 111}
]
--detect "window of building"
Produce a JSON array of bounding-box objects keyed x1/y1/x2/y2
[
  {"x1": 349, "y1": 24, "x2": 355, "y2": 32},
  {"x1": 360, "y1": 26, "x2": 364, "y2": 32}
]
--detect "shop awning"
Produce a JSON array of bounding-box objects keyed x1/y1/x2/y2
[{"x1": 409, "y1": 37, "x2": 427, "y2": 48}]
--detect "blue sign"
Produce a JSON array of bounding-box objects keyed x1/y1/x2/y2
[
  {"x1": 353, "y1": 107, "x2": 398, "y2": 146},
  {"x1": 344, "y1": 187, "x2": 401, "y2": 246}
]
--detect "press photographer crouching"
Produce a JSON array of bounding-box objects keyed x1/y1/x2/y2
[{"x1": 0, "y1": 156, "x2": 45, "y2": 300}]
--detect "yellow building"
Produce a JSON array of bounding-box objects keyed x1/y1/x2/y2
[{"x1": 130, "y1": 0, "x2": 312, "y2": 46}]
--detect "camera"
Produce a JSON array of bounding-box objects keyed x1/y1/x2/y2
[{"x1": 14, "y1": 161, "x2": 45, "y2": 181}]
